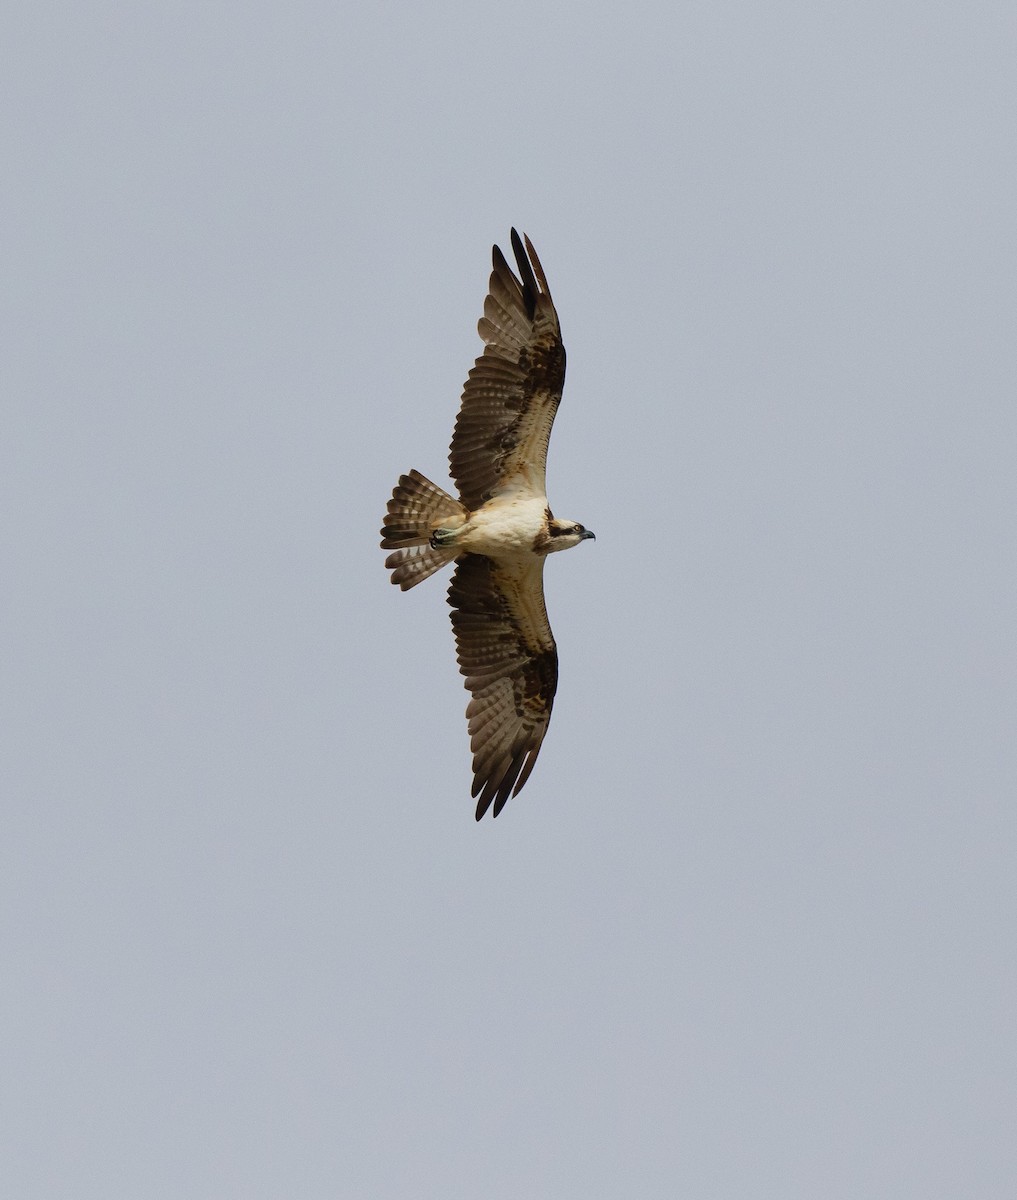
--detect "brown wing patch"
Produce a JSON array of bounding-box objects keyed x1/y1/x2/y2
[
  {"x1": 450, "y1": 231, "x2": 566, "y2": 510},
  {"x1": 447, "y1": 553, "x2": 558, "y2": 819}
]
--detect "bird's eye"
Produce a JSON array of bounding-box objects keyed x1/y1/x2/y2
[{"x1": 575, "y1": 525, "x2": 585, "y2": 534}]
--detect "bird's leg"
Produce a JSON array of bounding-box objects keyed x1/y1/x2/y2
[{"x1": 429, "y1": 527, "x2": 458, "y2": 548}]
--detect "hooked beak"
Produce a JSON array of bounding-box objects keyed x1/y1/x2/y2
[{"x1": 582, "y1": 529, "x2": 596, "y2": 541}]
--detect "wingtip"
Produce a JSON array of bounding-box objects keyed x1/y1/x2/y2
[{"x1": 507, "y1": 228, "x2": 539, "y2": 320}]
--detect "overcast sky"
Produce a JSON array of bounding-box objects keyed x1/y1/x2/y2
[{"x1": 4, "y1": 1, "x2": 1016, "y2": 1196}]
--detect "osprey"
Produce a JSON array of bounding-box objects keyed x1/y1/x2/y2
[{"x1": 380, "y1": 230, "x2": 594, "y2": 820}]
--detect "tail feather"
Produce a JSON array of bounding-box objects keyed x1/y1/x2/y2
[{"x1": 381, "y1": 470, "x2": 466, "y2": 590}]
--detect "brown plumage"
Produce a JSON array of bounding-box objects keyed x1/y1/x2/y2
[
  {"x1": 451, "y1": 231, "x2": 566, "y2": 511},
  {"x1": 380, "y1": 230, "x2": 593, "y2": 819},
  {"x1": 448, "y1": 554, "x2": 557, "y2": 818},
  {"x1": 381, "y1": 470, "x2": 466, "y2": 590}
]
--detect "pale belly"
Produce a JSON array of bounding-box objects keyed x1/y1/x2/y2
[{"x1": 456, "y1": 496, "x2": 548, "y2": 556}]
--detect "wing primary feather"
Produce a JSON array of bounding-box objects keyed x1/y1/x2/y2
[
  {"x1": 510, "y1": 228, "x2": 538, "y2": 320},
  {"x1": 522, "y1": 233, "x2": 553, "y2": 303}
]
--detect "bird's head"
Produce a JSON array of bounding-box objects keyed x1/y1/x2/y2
[{"x1": 546, "y1": 519, "x2": 596, "y2": 553}]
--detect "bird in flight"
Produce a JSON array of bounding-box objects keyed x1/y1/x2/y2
[{"x1": 380, "y1": 230, "x2": 594, "y2": 820}]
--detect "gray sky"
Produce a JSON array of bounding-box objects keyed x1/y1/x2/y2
[{"x1": 4, "y1": 1, "x2": 1016, "y2": 1196}]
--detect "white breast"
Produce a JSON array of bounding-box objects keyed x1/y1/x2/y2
[{"x1": 458, "y1": 495, "x2": 548, "y2": 557}]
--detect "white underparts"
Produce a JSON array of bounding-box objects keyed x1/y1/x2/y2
[{"x1": 454, "y1": 495, "x2": 549, "y2": 556}]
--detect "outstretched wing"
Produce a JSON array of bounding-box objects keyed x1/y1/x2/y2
[
  {"x1": 448, "y1": 553, "x2": 558, "y2": 819},
  {"x1": 450, "y1": 230, "x2": 566, "y2": 511}
]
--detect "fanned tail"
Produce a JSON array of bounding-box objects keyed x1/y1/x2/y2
[{"x1": 380, "y1": 469, "x2": 467, "y2": 590}]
